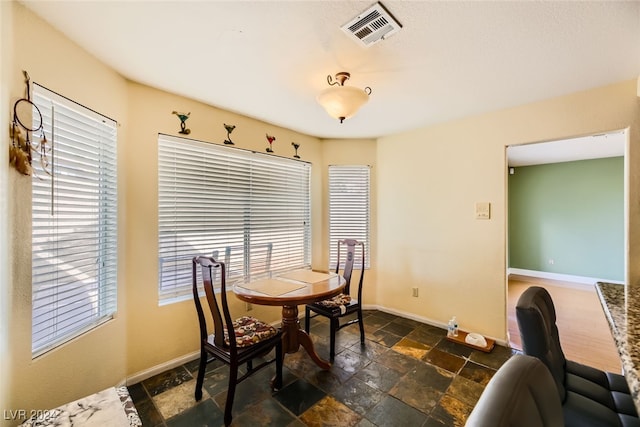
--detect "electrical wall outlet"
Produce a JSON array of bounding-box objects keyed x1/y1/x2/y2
[
  {"x1": 412, "y1": 287, "x2": 419, "y2": 297},
  {"x1": 245, "y1": 302, "x2": 252, "y2": 311}
]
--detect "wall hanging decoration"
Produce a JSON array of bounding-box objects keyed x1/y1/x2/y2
[
  {"x1": 291, "y1": 142, "x2": 300, "y2": 159},
  {"x1": 8, "y1": 125, "x2": 32, "y2": 176},
  {"x1": 224, "y1": 124, "x2": 236, "y2": 145},
  {"x1": 9, "y1": 70, "x2": 49, "y2": 176},
  {"x1": 266, "y1": 134, "x2": 275, "y2": 153},
  {"x1": 172, "y1": 111, "x2": 191, "y2": 134}
]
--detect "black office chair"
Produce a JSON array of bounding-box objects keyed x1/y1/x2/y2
[
  {"x1": 466, "y1": 354, "x2": 564, "y2": 427},
  {"x1": 516, "y1": 286, "x2": 640, "y2": 427},
  {"x1": 304, "y1": 239, "x2": 365, "y2": 362},
  {"x1": 192, "y1": 256, "x2": 283, "y2": 426}
]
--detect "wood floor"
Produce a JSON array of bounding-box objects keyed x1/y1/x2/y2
[{"x1": 508, "y1": 274, "x2": 622, "y2": 373}]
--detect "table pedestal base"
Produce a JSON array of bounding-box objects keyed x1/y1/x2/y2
[{"x1": 281, "y1": 305, "x2": 331, "y2": 370}]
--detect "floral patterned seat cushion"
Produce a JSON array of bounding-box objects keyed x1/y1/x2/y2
[
  {"x1": 311, "y1": 293, "x2": 354, "y2": 315},
  {"x1": 225, "y1": 316, "x2": 278, "y2": 348},
  {"x1": 317, "y1": 293, "x2": 352, "y2": 307}
]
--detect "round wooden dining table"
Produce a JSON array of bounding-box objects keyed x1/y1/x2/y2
[{"x1": 233, "y1": 271, "x2": 345, "y2": 370}]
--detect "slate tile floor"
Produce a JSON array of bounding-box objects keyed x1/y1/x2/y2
[{"x1": 128, "y1": 310, "x2": 516, "y2": 426}]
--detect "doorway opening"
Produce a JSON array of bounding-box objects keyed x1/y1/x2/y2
[{"x1": 505, "y1": 129, "x2": 627, "y2": 372}]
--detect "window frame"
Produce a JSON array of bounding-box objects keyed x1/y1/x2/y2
[
  {"x1": 328, "y1": 164, "x2": 371, "y2": 271},
  {"x1": 157, "y1": 134, "x2": 312, "y2": 304},
  {"x1": 31, "y1": 84, "x2": 118, "y2": 358}
]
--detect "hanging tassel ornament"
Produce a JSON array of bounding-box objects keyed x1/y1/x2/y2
[
  {"x1": 9, "y1": 124, "x2": 32, "y2": 176},
  {"x1": 9, "y1": 125, "x2": 33, "y2": 176}
]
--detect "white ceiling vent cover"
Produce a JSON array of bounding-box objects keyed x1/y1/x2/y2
[{"x1": 341, "y1": 2, "x2": 402, "y2": 48}]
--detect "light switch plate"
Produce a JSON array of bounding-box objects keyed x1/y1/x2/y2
[{"x1": 475, "y1": 202, "x2": 491, "y2": 219}]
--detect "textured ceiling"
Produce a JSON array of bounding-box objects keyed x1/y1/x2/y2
[{"x1": 20, "y1": 1, "x2": 640, "y2": 141}]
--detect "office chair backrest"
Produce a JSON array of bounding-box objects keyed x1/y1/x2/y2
[
  {"x1": 466, "y1": 354, "x2": 564, "y2": 427},
  {"x1": 516, "y1": 286, "x2": 568, "y2": 401}
]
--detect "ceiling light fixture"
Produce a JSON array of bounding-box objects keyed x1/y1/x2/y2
[{"x1": 317, "y1": 72, "x2": 372, "y2": 123}]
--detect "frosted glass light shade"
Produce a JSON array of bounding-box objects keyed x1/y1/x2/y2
[{"x1": 317, "y1": 85, "x2": 369, "y2": 123}]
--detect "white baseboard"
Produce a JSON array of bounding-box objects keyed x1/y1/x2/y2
[
  {"x1": 508, "y1": 268, "x2": 623, "y2": 286},
  {"x1": 126, "y1": 350, "x2": 200, "y2": 386},
  {"x1": 363, "y1": 304, "x2": 447, "y2": 330},
  {"x1": 362, "y1": 304, "x2": 508, "y2": 347}
]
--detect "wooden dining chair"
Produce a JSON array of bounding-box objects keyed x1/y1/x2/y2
[
  {"x1": 192, "y1": 256, "x2": 283, "y2": 426},
  {"x1": 304, "y1": 239, "x2": 365, "y2": 362}
]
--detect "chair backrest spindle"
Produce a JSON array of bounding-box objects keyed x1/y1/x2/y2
[
  {"x1": 335, "y1": 239, "x2": 365, "y2": 296},
  {"x1": 193, "y1": 256, "x2": 236, "y2": 350}
]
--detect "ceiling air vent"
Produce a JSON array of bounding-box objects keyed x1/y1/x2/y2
[{"x1": 341, "y1": 2, "x2": 402, "y2": 48}]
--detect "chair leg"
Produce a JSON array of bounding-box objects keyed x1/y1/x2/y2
[
  {"x1": 304, "y1": 306, "x2": 311, "y2": 333},
  {"x1": 195, "y1": 347, "x2": 207, "y2": 401},
  {"x1": 330, "y1": 317, "x2": 339, "y2": 362},
  {"x1": 225, "y1": 362, "x2": 238, "y2": 427},
  {"x1": 273, "y1": 341, "x2": 283, "y2": 390},
  {"x1": 357, "y1": 308, "x2": 365, "y2": 346}
]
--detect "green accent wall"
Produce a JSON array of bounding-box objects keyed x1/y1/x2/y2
[{"x1": 508, "y1": 156, "x2": 624, "y2": 281}]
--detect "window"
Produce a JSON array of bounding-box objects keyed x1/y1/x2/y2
[
  {"x1": 328, "y1": 165, "x2": 370, "y2": 270},
  {"x1": 158, "y1": 134, "x2": 311, "y2": 304},
  {"x1": 32, "y1": 85, "x2": 118, "y2": 357}
]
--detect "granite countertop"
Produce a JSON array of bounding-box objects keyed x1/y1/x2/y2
[{"x1": 595, "y1": 282, "x2": 640, "y2": 413}]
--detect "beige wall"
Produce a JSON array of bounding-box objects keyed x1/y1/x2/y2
[
  {"x1": 4, "y1": 1, "x2": 640, "y2": 423},
  {"x1": 377, "y1": 80, "x2": 640, "y2": 340},
  {"x1": 4, "y1": 2, "x2": 130, "y2": 421},
  {"x1": 1, "y1": 1, "x2": 13, "y2": 423},
  {"x1": 124, "y1": 82, "x2": 324, "y2": 376}
]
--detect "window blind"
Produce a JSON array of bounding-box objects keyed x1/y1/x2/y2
[
  {"x1": 328, "y1": 165, "x2": 370, "y2": 270},
  {"x1": 32, "y1": 85, "x2": 118, "y2": 357},
  {"x1": 158, "y1": 134, "x2": 311, "y2": 303}
]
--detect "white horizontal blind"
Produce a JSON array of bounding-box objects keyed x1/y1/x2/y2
[
  {"x1": 328, "y1": 165, "x2": 370, "y2": 270},
  {"x1": 158, "y1": 134, "x2": 311, "y2": 303},
  {"x1": 32, "y1": 85, "x2": 118, "y2": 357}
]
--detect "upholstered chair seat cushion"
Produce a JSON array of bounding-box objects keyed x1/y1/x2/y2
[
  {"x1": 311, "y1": 294, "x2": 356, "y2": 315},
  {"x1": 567, "y1": 360, "x2": 630, "y2": 393},
  {"x1": 562, "y1": 391, "x2": 625, "y2": 427},
  {"x1": 565, "y1": 361, "x2": 636, "y2": 417},
  {"x1": 222, "y1": 316, "x2": 278, "y2": 348},
  {"x1": 317, "y1": 293, "x2": 352, "y2": 307}
]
